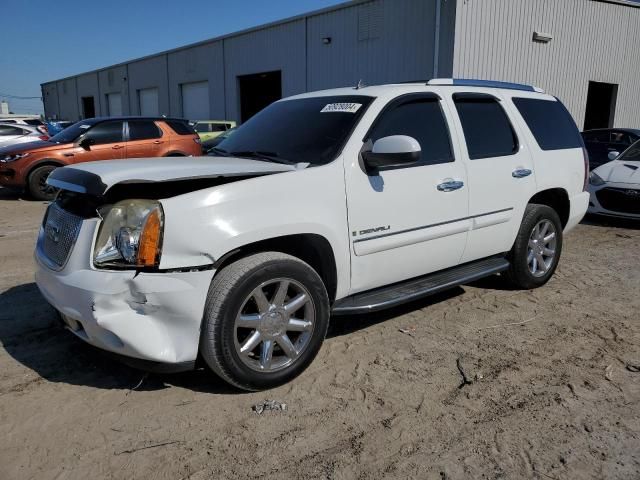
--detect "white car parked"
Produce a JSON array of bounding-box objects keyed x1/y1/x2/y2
[
  {"x1": 35, "y1": 79, "x2": 590, "y2": 390},
  {"x1": 588, "y1": 140, "x2": 640, "y2": 219},
  {"x1": 0, "y1": 123, "x2": 47, "y2": 148}
]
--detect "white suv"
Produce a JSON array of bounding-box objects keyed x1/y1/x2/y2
[{"x1": 35, "y1": 79, "x2": 590, "y2": 390}]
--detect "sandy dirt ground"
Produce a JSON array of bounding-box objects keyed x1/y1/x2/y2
[{"x1": 0, "y1": 187, "x2": 638, "y2": 480}]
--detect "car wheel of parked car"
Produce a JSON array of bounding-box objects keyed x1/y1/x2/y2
[
  {"x1": 200, "y1": 252, "x2": 330, "y2": 391},
  {"x1": 506, "y1": 204, "x2": 563, "y2": 290},
  {"x1": 28, "y1": 165, "x2": 59, "y2": 201}
]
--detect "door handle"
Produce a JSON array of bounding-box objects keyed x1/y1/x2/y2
[
  {"x1": 437, "y1": 180, "x2": 464, "y2": 192},
  {"x1": 112, "y1": 145, "x2": 124, "y2": 150},
  {"x1": 512, "y1": 168, "x2": 532, "y2": 178},
  {"x1": 153, "y1": 140, "x2": 164, "y2": 144}
]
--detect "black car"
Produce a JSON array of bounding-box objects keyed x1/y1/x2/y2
[{"x1": 582, "y1": 128, "x2": 640, "y2": 170}]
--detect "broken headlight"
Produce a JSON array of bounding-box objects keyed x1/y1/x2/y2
[{"x1": 94, "y1": 199, "x2": 164, "y2": 268}]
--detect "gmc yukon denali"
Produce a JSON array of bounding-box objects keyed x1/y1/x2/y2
[{"x1": 35, "y1": 79, "x2": 590, "y2": 391}]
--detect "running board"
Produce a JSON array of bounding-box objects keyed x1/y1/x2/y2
[{"x1": 332, "y1": 257, "x2": 510, "y2": 315}]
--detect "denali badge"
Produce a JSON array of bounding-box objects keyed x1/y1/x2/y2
[
  {"x1": 352, "y1": 225, "x2": 391, "y2": 237},
  {"x1": 45, "y1": 220, "x2": 61, "y2": 243}
]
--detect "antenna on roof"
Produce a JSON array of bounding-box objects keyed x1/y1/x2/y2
[{"x1": 354, "y1": 79, "x2": 366, "y2": 90}]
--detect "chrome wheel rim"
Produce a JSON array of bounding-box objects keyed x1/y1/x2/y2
[
  {"x1": 233, "y1": 278, "x2": 315, "y2": 372},
  {"x1": 527, "y1": 220, "x2": 557, "y2": 277}
]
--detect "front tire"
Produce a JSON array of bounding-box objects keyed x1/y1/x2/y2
[
  {"x1": 28, "y1": 165, "x2": 59, "y2": 201},
  {"x1": 200, "y1": 252, "x2": 330, "y2": 391},
  {"x1": 506, "y1": 204, "x2": 563, "y2": 289}
]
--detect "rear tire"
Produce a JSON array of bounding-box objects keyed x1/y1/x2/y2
[
  {"x1": 200, "y1": 252, "x2": 330, "y2": 391},
  {"x1": 506, "y1": 204, "x2": 563, "y2": 289},
  {"x1": 28, "y1": 165, "x2": 58, "y2": 201}
]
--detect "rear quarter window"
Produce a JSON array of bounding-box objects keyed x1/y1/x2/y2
[
  {"x1": 166, "y1": 120, "x2": 196, "y2": 135},
  {"x1": 512, "y1": 98, "x2": 583, "y2": 150}
]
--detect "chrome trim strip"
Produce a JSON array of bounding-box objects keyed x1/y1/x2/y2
[
  {"x1": 47, "y1": 178, "x2": 87, "y2": 194},
  {"x1": 353, "y1": 207, "x2": 514, "y2": 243}
]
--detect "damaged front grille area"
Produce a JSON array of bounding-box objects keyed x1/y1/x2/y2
[{"x1": 39, "y1": 202, "x2": 84, "y2": 270}]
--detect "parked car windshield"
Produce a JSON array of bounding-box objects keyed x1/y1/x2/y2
[
  {"x1": 213, "y1": 95, "x2": 374, "y2": 165},
  {"x1": 618, "y1": 141, "x2": 640, "y2": 161},
  {"x1": 49, "y1": 121, "x2": 96, "y2": 144}
]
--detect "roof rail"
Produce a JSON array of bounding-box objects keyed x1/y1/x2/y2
[{"x1": 428, "y1": 78, "x2": 544, "y2": 93}]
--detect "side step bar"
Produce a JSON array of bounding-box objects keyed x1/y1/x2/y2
[{"x1": 332, "y1": 256, "x2": 510, "y2": 315}]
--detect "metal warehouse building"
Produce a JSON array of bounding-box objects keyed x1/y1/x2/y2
[{"x1": 42, "y1": 0, "x2": 640, "y2": 130}]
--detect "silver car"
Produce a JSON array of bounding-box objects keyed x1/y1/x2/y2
[{"x1": 0, "y1": 123, "x2": 47, "y2": 148}]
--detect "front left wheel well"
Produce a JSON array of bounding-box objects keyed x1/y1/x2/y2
[{"x1": 212, "y1": 234, "x2": 338, "y2": 304}]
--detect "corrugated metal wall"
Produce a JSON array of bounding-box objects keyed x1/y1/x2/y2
[
  {"x1": 452, "y1": 0, "x2": 640, "y2": 128},
  {"x1": 41, "y1": 0, "x2": 444, "y2": 122},
  {"x1": 306, "y1": 0, "x2": 439, "y2": 91}
]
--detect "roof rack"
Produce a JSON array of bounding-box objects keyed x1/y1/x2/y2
[{"x1": 427, "y1": 78, "x2": 544, "y2": 93}]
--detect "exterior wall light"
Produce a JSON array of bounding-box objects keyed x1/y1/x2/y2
[
  {"x1": 533, "y1": 31, "x2": 553, "y2": 43},
  {"x1": 322, "y1": 37, "x2": 332, "y2": 45}
]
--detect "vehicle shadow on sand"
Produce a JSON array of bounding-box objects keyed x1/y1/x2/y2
[
  {"x1": 581, "y1": 213, "x2": 640, "y2": 230},
  {"x1": 0, "y1": 281, "x2": 475, "y2": 394},
  {"x1": 0, "y1": 283, "x2": 239, "y2": 395}
]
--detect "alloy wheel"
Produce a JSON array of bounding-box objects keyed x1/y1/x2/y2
[
  {"x1": 233, "y1": 278, "x2": 316, "y2": 372},
  {"x1": 527, "y1": 219, "x2": 557, "y2": 277}
]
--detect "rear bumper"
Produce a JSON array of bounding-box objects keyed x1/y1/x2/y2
[
  {"x1": 34, "y1": 223, "x2": 215, "y2": 364},
  {"x1": 565, "y1": 191, "x2": 590, "y2": 232}
]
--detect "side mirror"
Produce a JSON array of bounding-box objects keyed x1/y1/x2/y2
[
  {"x1": 79, "y1": 137, "x2": 95, "y2": 150},
  {"x1": 362, "y1": 135, "x2": 421, "y2": 171},
  {"x1": 608, "y1": 150, "x2": 620, "y2": 161}
]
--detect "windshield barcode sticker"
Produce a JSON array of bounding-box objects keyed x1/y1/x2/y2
[{"x1": 321, "y1": 103, "x2": 363, "y2": 113}]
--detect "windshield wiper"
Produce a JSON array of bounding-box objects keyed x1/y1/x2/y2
[{"x1": 228, "y1": 150, "x2": 296, "y2": 165}]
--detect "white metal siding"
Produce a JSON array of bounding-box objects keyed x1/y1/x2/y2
[
  {"x1": 181, "y1": 81, "x2": 210, "y2": 120},
  {"x1": 452, "y1": 0, "x2": 640, "y2": 128}
]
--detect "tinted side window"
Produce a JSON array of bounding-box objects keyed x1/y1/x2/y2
[
  {"x1": 167, "y1": 120, "x2": 195, "y2": 135},
  {"x1": 211, "y1": 124, "x2": 227, "y2": 132},
  {"x1": 128, "y1": 120, "x2": 162, "y2": 141},
  {"x1": 194, "y1": 123, "x2": 210, "y2": 133},
  {"x1": 23, "y1": 119, "x2": 43, "y2": 126},
  {"x1": 512, "y1": 98, "x2": 583, "y2": 151},
  {"x1": 454, "y1": 96, "x2": 518, "y2": 159},
  {"x1": 0, "y1": 125, "x2": 25, "y2": 136},
  {"x1": 368, "y1": 98, "x2": 453, "y2": 165},
  {"x1": 84, "y1": 121, "x2": 124, "y2": 145},
  {"x1": 610, "y1": 132, "x2": 631, "y2": 145}
]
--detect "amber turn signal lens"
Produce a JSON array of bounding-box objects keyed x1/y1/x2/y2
[{"x1": 138, "y1": 208, "x2": 162, "y2": 267}]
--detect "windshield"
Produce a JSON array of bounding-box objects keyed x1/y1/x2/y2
[
  {"x1": 49, "y1": 121, "x2": 95, "y2": 143},
  {"x1": 213, "y1": 95, "x2": 374, "y2": 165},
  {"x1": 618, "y1": 140, "x2": 640, "y2": 162}
]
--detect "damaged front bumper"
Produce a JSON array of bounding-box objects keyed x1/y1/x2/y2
[{"x1": 34, "y1": 219, "x2": 215, "y2": 366}]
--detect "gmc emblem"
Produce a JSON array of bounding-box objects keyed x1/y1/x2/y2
[{"x1": 45, "y1": 220, "x2": 61, "y2": 243}]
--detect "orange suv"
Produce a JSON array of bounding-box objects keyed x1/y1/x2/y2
[{"x1": 0, "y1": 117, "x2": 202, "y2": 200}]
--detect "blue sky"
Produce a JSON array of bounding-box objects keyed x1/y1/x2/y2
[{"x1": 1, "y1": 0, "x2": 344, "y2": 115}]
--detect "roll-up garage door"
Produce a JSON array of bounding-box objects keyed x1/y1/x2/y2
[
  {"x1": 107, "y1": 93, "x2": 123, "y2": 116},
  {"x1": 181, "y1": 81, "x2": 209, "y2": 121},
  {"x1": 139, "y1": 88, "x2": 159, "y2": 116}
]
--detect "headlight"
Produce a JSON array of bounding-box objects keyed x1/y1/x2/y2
[
  {"x1": 94, "y1": 199, "x2": 164, "y2": 268},
  {"x1": 589, "y1": 171, "x2": 606, "y2": 186},
  {"x1": 0, "y1": 153, "x2": 30, "y2": 163}
]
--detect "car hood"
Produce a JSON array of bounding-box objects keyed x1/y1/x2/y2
[
  {"x1": 47, "y1": 156, "x2": 298, "y2": 196},
  {"x1": 593, "y1": 160, "x2": 640, "y2": 185},
  {"x1": 0, "y1": 140, "x2": 65, "y2": 156}
]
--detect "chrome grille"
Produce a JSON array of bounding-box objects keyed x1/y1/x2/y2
[{"x1": 40, "y1": 202, "x2": 83, "y2": 269}]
